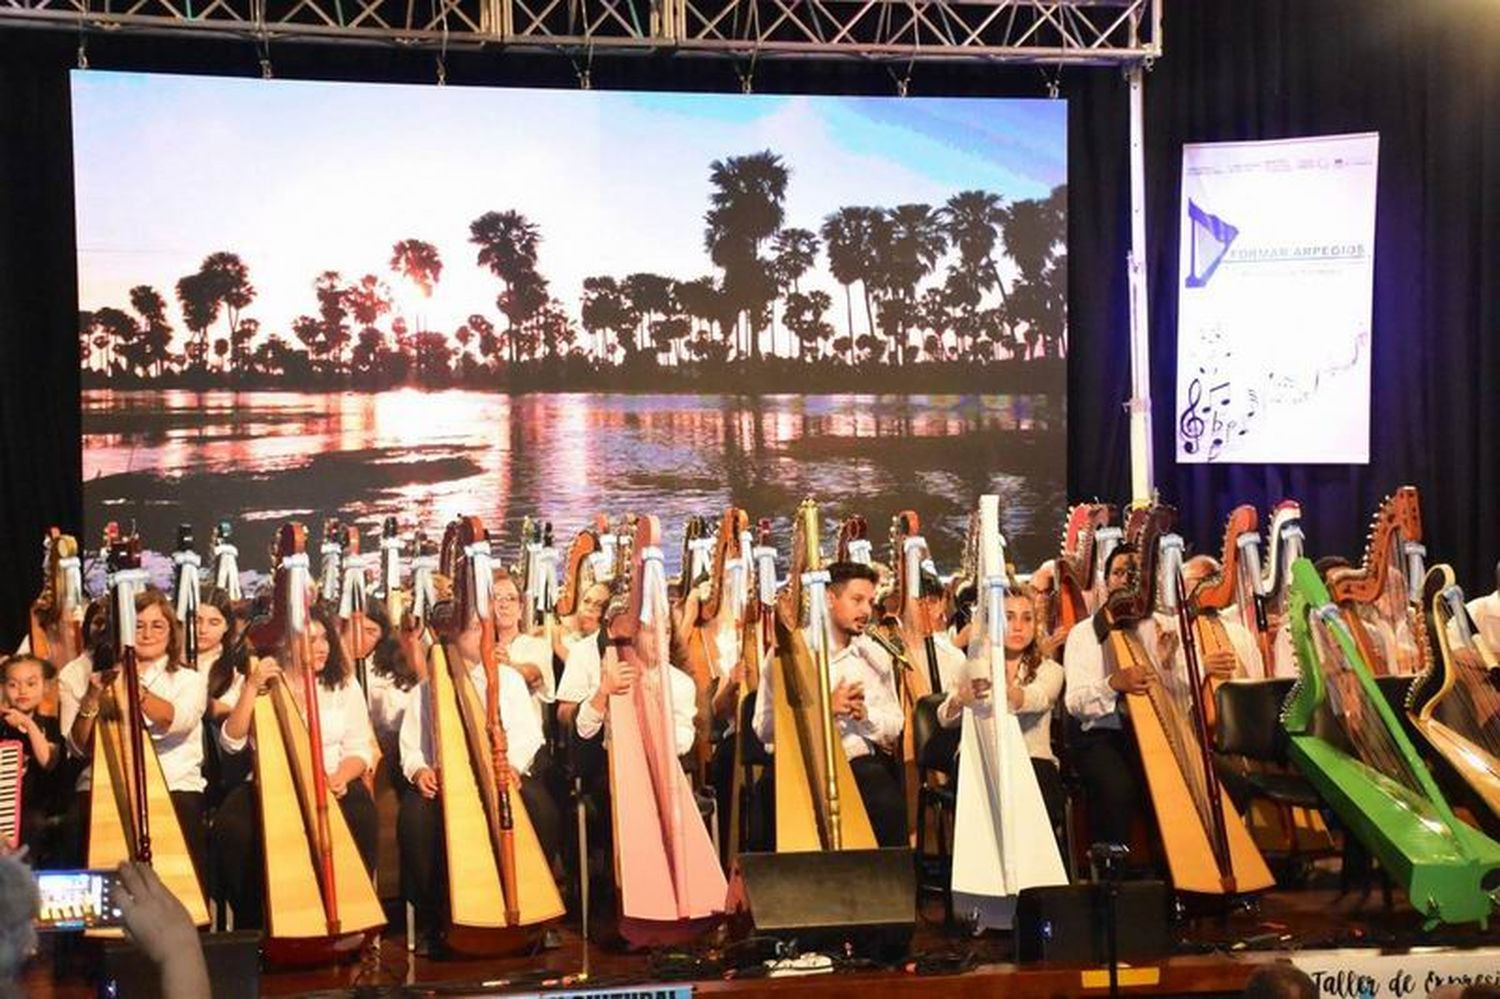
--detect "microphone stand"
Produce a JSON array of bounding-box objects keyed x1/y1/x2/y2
[{"x1": 1090, "y1": 841, "x2": 1129, "y2": 999}]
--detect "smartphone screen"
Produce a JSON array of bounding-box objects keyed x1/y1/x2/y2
[{"x1": 35, "y1": 869, "x2": 124, "y2": 931}]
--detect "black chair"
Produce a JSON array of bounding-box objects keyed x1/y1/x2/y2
[
  {"x1": 912, "y1": 692, "x2": 960, "y2": 923},
  {"x1": 1214, "y1": 678, "x2": 1333, "y2": 881},
  {"x1": 1213, "y1": 679, "x2": 1322, "y2": 807},
  {"x1": 737, "y1": 690, "x2": 771, "y2": 853}
]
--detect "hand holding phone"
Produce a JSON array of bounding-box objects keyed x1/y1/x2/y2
[{"x1": 35, "y1": 869, "x2": 124, "y2": 931}]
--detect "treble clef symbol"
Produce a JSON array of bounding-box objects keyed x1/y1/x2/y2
[{"x1": 1179, "y1": 378, "x2": 1205, "y2": 454}]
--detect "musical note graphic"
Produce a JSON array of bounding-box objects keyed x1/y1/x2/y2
[{"x1": 1179, "y1": 377, "x2": 1206, "y2": 454}]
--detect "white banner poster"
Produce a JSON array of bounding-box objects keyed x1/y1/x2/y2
[
  {"x1": 1287, "y1": 947, "x2": 1500, "y2": 998},
  {"x1": 1175, "y1": 131, "x2": 1379, "y2": 464}
]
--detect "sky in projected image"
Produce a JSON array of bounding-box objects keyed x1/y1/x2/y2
[
  {"x1": 75, "y1": 73, "x2": 1065, "y2": 341},
  {"x1": 74, "y1": 72, "x2": 1068, "y2": 577}
]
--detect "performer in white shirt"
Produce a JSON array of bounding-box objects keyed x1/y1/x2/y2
[
  {"x1": 1467, "y1": 561, "x2": 1500, "y2": 652},
  {"x1": 1168, "y1": 556, "x2": 1261, "y2": 679},
  {"x1": 1064, "y1": 545, "x2": 1161, "y2": 852},
  {"x1": 751, "y1": 561, "x2": 907, "y2": 848},
  {"x1": 553, "y1": 576, "x2": 702, "y2": 919},
  {"x1": 65, "y1": 589, "x2": 209, "y2": 882},
  {"x1": 490, "y1": 572, "x2": 555, "y2": 724},
  {"x1": 557, "y1": 621, "x2": 697, "y2": 753},
  {"x1": 940, "y1": 583, "x2": 1065, "y2": 839},
  {"x1": 396, "y1": 605, "x2": 559, "y2": 949},
  {"x1": 552, "y1": 581, "x2": 612, "y2": 670},
  {"x1": 354, "y1": 599, "x2": 421, "y2": 769},
  {"x1": 217, "y1": 599, "x2": 379, "y2": 926}
]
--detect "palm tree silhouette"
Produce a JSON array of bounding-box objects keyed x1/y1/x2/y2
[
  {"x1": 470, "y1": 210, "x2": 544, "y2": 367},
  {"x1": 784, "y1": 290, "x2": 834, "y2": 361},
  {"x1": 390, "y1": 238, "x2": 444, "y2": 334},
  {"x1": 771, "y1": 227, "x2": 819, "y2": 358},
  {"x1": 129, "y1": 285, "x2": 174, "y2": 378},
  {"x1": 704, "y1": 151, "x2": 788, "y2": 362},
  {"x1": 78, "y1": 311, "x2": 97, "y2": 372},
  {"x1": 999, "y1": 186, "x2": 1066, "y2": 359},
  {"x1": 532, "y1": 299, "x2": 577, "y2": 362},
  {"x1": 93, "y1": 307, "x2": 137, "y2": 378},
  {"x1": 199, "y1": 252, "x2": 255, "y2": 376},
  {"x1": 175, "y1": 272, "x2": 221, "y2": 375},
  {"x1": 624, "y1": 273, "x2": 674, "y2": 360},
  {"x1": 581, "y1": 276, "x2": 636, "y2": 364},
  {"x1": 879, "y1": 203, "x2": 948, "y2": 367},
  {"x1": 942, "y1": 190, "x2": 1006, "y2": 357},
  {"x1": 346, "y1": 274, "x2": 394, "y2": 373},
  {"x1": 674, "y1": 276, "x2": 720, "y2": 349},
  {"x1": 291, "y1": 270, "x2": 351, "y2": 374},
  {"x1": 820, "y1": 206, "x2": 885, "y2": 365},
  {"x1": 467, "y1": 313, "x2": 499, "y2": 372}
]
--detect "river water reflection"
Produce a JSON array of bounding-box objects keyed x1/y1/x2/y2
[{"x1": 83, "y1": 389, "x2": 1066, "y2": 579}]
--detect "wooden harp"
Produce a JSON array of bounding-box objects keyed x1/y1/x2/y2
[
  {"x1": 31, "y1": 527, "x2": 85, "y2": 675},
  {"x1": 427, "y1": 516, "x2": 562, "y2": 954},
  {"x1": 685, "y1": 508, "x2": 753, "y2": 785},
  {"x1": 1404, "y1": 565, "x2": 1500, "y2": 835},
  {"x1": 1327, "y1": 487, "x2": 1427, "y2": 676},
  {"x1": 243, "y1": 522, "x2": 383, "y2": 965},
  {"x1": 1257, "y1": 501, "x2": 1307, "y2": 676},
  {"x1": 726, "y1": 518, "x2": 774, "y2": 864},
  {"x1": 1054, "y1": 502, "x2": 1113, "y2": 636},
  {"x1": 87, "y1": 525, "x2": 209, "y2": 935},
  {"x1": 1104, "y1": 504, "x2": 1274, "y2": 896},
  {"x1": 1182, "y1": 505, "x2": 1262, "y2": 723},
  {"x1": 770, "y1": 499, "x2": 877, "y2": 852}
]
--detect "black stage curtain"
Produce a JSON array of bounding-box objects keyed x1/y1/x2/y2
[
  {"x1": 0, "y1": 34, "x2": 83, "y2": 647},
  {"x1": 2, "y1": 0, "x2": 1499, "y2": 643},
  {"x1": 1072, "y1": 0, "x2": 1500, "y2": 597},
  {"x1": 1131, "y1": 0, "x2": 1500, "y2": 594}
]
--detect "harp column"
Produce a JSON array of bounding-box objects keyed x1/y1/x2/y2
[{"x1": 1126, "y1": 62, "x2": 1155, "y2": 504}]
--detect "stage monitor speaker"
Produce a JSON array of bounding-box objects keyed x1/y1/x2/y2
[
  {"x1": 735, "y1": 848, "x2": 915, "y2": 956},
  {"x1": 100, "y1": 930, "x2": 261, "y2": 999},
  {"x1": 1015, "y1": 882, "x2": 1171, "y2": 965}
]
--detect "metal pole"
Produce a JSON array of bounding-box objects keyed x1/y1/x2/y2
[{"x1": 1126, "y1": 63, "x2": 1154, "y2": 505}]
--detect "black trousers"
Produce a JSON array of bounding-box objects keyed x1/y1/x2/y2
[
  {"x1": 751, "y1": 751, "x2": 910, "y2": 850},
  {"x1": 1067, "y1": 722, "x2": 1145, "y2": 850},
  {"x1": 708, "y1": 732, "x2": 737, "y2": 852},
  {"x1": 849, "y1": 753, "x2": 909, "y2": 848},
  {"x1": 397, "y1": 770, "x2": 560, "y2": 933},
  {"x1": 212, "y1": 782, "x2": 262, "y2": 926},
  {"x1": 339, "y1": 779, "x2": 379, "y2": 877},
  {"x1": 169, "y1": 789, "x2": 208, "y2": 893},
  {"x1": 209, "y1": 777, "x2": 380, "y2": 929},
  {"x1": 1030, "y1": 757, "x2": 1067, "y2": 843}
]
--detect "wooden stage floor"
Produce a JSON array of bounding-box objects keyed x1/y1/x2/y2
[{"x1": 24, "y1": 870, "x2": 1500, "y2": 997}]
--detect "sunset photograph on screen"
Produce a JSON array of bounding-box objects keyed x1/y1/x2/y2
[{"x1": 73, "y1": 72, "x2": 1067, "y2": 572}]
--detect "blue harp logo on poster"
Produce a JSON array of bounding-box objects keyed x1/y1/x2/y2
[{"x1": 1185, "y1": 200, "x2": 1238, "y2": 288}]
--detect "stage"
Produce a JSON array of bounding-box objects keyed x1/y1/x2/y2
[{"x1": 25, "y1": 869, "x2": 1500, "y2": 998}]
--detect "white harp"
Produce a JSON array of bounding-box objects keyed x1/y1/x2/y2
[{"x1": 951, "y1": 494, "x2": 1068, "y2": 930}]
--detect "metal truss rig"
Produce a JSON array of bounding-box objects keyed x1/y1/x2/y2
[{"x1": 0, "y1": 0, "x2": 1159, "y2": 65}]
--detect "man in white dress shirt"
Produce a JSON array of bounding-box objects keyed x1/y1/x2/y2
[
  {"x1": 395, "y1": 608, "x2": 558, "y2": 950},
  {"x1": 751, "y1": 561, "x2": 907, "y2": 848},
  {"x1": 1064, "y1": 544, "x2": 1157, "y2": 853}
]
